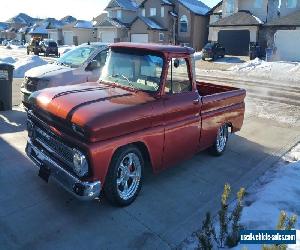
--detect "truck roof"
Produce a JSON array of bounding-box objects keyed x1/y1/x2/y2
[{"x1": 110, "y1": 42, "x2": 195, "y2": 55}]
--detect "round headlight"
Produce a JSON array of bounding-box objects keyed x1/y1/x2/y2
[{"x1": 73, "y1": 149, "x2": 88, "y2": 177}]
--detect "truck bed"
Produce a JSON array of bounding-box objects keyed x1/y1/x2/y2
[{"x1": 196, "y1": 81, "x2": 240, "y2": 96}]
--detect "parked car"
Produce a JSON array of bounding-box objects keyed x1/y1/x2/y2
[
  {"x1": 25, "y1": 43, "x2": 246, "y2": 206},
  {"x1": 27, "y1": 38, "x2": 42, "y2": 55},
  {"x1": 21, "y1": 43, "x2": 109, "y2": 108},
  {"x1": 202, "y1": 42, "x2": 225, "y2": 61},
  {"x1": 39, "y1": 39, "x2": 59, "y2": 57}
]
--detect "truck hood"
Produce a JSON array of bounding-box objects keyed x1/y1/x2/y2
[
  {"x1": 29, "y1": 82, "x2": 156, "y2": 142},
  {"x1": 25, "y1": 63, "x2": 73, "y2": 78}
]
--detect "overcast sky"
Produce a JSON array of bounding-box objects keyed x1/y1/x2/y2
[{"x1": 0, "y1": 0, "x2": 220, "y2": 22}]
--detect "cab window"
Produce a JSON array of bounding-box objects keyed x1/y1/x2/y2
[
  {"x1": 94, "y1": 49, "x2": 108, "y2": 67},
  {"x1": 165, "y1": 58, "x2": 192, "y2": 94}
]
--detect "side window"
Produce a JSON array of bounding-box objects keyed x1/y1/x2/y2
[
  {"x1": 165, "y1": 58, "x2": 192, "y2": 94},
  {"x1": 94, "y1": 49, "x2": 108, "y2": 67}
]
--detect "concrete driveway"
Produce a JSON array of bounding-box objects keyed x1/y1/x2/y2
[{"x1": 1, "y1": 76, "x2": 300, "y2": 249}]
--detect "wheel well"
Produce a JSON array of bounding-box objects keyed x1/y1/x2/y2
[
  {"x1": 131, "y1": 142, "x2": 152, "y2": 170},
  {"x1": 113, "y1": 142, "x2": 152, "y2": 171}
]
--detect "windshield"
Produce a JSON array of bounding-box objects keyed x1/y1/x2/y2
[
  {"x1": 48, "y1": 42, "x2": 57, "y2": 47},
  {"x1": 100, "y1": 50, "x2": 164, "y2": 93},
  {"x1": 57, "y1": 46, "x2": 97, "y2": 68}
]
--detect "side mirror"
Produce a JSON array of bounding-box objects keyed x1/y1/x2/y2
[
  {"x1": 174, "y1": 59, "x2": 180, "y2": 68},
  {"x1": 86, "y1": 60, "x2": 99, "y2": 71}
]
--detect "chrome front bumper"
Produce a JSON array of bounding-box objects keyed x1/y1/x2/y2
[{"x1": 26, "y1": 139, "x2": 101, "y2": 201}]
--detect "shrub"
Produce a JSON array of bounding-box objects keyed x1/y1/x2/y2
[{"x1": 198, "y1": 184, "x2": 246, "y2": 249}]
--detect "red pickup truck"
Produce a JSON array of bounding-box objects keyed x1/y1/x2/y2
[{"x1": 26, "y1": 43, "x2": 246, "y2": 206}]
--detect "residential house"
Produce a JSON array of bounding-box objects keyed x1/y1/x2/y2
[
  {"x1": 61, "y1": 20, "x2": 96, "y2": 45},
  {"x1": 208, "y1": 0, "x2": 267, "y2": 56},
  {"x1": 0, "y1": 22, "x2": 10, "y2": 41},
  {"x1": 95, "y1": 0, "x2": 139, "y2": 43},
  {"x1": 262, "y1": 0, "x2": 300, "y2": 61},
  {"x1": 97, "y1": 0, "x2": 210, "y2": 50},
  {"x1": 208, "y1": 0, "x2": 300, "y2": 60},
  {"x1": 129, "y1": 0, "x2": 174, "y2": 44},
  {"x1": 175, "y1": 0, "x2": 210, "y2": 49},
  {"x1": 28, "y1": 23, "x2": 49, "y2": 39},
  {"x1": 130, "y1": 0, "x2": 210, "y2": 49},
  {"x1": 16, "y1": 26, "x2": 31, "y2": 43}
]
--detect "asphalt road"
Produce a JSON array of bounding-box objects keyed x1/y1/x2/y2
[{"x1": 1, "y1": 76, "x2": 299, "y2": 249}]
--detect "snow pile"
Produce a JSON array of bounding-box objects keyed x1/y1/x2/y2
[
  {"x1": 0, "y1": 57, "x2": 17, "y2": 64},
  {"x1": 283, "y1": 143, "x2": 300, "y2": 163},
  {"x1": 228, "y1": 58, "x2": 300, "y2": 82},
  {"x1": 10, "y1": 56, "x2": 48, "y2": 78}
]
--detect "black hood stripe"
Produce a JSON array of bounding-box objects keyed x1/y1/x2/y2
[
  {"x1": 66, "y1": 93, "x2": 133, "y2": 122},
  {"x1": 52, "y1": 87, "x2": 109, "y2": 100}
]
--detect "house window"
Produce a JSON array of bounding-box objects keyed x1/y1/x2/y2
[
  {"x1": 159, "y1": 32, "x2": 164, "y2": 42},
  {"x1": 161, "y1": 7, "x2": 165, "y2": 17},
  {"x1": 287, "y1": 0, "x2": 297, "y2": 8},
  {"x1": 117, "y1": 10, "x2": 122, "y2": 19},
  {"x1": 226, "y1": 0, "x2": 235, "y2": 13},
  {"x1": 141, "y1": 8, "x2": 145, "y2": 16},
  {"x1": 180, "y1": 15, "x2": 188, "y2": 32},
  {"x1": 254, "y1": 0, "x2": 263, "y2": 8},
  {"x1": 107, "y1": 11, "x2": 111, "y2": 18},
  {"x1": 150, "y1": 8, "x2": 157, "y2": 16}
]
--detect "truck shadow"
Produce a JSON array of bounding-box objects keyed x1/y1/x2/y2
[{"x1": 0, "y1": 129, "x2": 280, "y2": 249}]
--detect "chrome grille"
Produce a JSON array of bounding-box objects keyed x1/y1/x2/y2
[
  {"x1": 24, "y1": 77, "x2": 39, "y2": 92},
  {"x1": 35, "y1": 126, "x2": 74, "y2": 165}
]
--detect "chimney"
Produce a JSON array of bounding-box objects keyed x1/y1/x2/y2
[{"x1": 267, "y1": 0, "x2": 279, "y2": 22}]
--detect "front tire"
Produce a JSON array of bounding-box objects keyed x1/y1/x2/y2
[
  {"x1": 104, "y1": 146, "x2": 144, "y2": 207},
  {"x1": 209, "y1": 124, "x2": 229, "y2": 156}
]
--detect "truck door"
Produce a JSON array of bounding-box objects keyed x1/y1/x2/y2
[{"x1": 162, "y1": 58, "x2": 201, "y2": 168}]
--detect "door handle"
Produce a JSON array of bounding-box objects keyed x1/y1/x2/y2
[{"x1": 193, "y1": 98, "x2": 200, "y2": 105}]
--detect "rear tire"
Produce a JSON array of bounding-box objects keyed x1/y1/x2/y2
[
  {"x1": 209, "y1": 124, "x2": 229, "y2": 156},
  {"x1": 104, "y1": 145, "x2": 144, "y2": 207}
]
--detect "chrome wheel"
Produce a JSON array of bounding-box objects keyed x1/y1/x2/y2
[
  {"x1": 216, "y1": 124, "x2": 228, "y2": 153},
  {"x1": 116, "y1": 153, "x2": 141, "y2": 201}
]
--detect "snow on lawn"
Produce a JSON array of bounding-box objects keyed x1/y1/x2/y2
[
  {"x1": 0, "y1": 55, "x2": 48, "y2": 78},
  {"x1": 180, "y1": 144, "x2": 300, "y2": 250},
  {"x1": 228, "y1": 58, "x2": 300, "y2": 83},
  {"x1": 234, "y1": 143, "x2": 300, "y2": 250}
]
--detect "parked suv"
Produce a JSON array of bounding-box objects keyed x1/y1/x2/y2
[
  {"x1": 27, "y1": 38, "x2": 42, "y2": 55},
  {"x1": 202, "y1": 42, "x2": 225, "y2": 61},
  {"x1": 21, "y1": 43, "x2": 109, "y2": 108},
  {"x1": 40, "y1": 39, "x2": 59, "y2": 57}
]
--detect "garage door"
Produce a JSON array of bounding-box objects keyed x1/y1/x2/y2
[
  {"x1": 218, "y1": 30, "x2": 250, "y2": 56},
  {"x1": 131, "y1": 34, "x2": 149, "y2": 43},
  {"x1": 48, "y1": 32, "x2": 58, "y2": 43},
  {"x1": 63, "y1": 31, "x2": 73, "y2": 45},
  {"x1": 274, "y1": 30, "x2": 300, "y2": 61},
  {"x1": 100, "y1": 31, "x2": 116, "y2": 43}
]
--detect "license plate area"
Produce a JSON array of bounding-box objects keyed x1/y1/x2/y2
[{"x1": 38, "y1": 165, "x2": 51, "y2": 183}]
